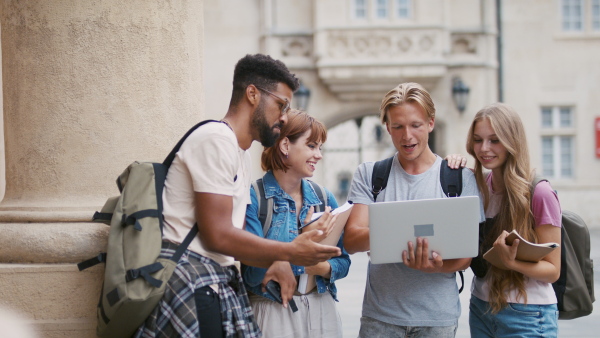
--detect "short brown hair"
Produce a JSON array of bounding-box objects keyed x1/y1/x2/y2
[
  {"x1": 379, "y1": 82, "x2": 435, "y2": 124},
  {"x1": 261, "y1": 110, "x2": 327, "y2": 172}
]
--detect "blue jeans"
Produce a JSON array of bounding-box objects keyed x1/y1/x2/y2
[
  {"x1": 469, "y1": 295, "x2": 558, "y2": 338},
  {"x1": 358, "y1": 316, "x2": 457, "y2": 338}
]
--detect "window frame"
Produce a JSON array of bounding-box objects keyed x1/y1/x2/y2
[
  {"x1": 540, "y1": 106, "x2": 576, "y2": 179},
  {"x1": 353, "y1": 0, "x2": 368, "y2": 20},
  {"x1": 592, "y1": 0, "x2": 600, "y2": 30},
  {"x1": 395, "y1": 0, "x2": 411, "y2": 19},
  {"x1": 350, "y1": 0, "x2": 412, "y2": 21},
  {"x1": 562, "y1": 0, "x2": 584, "y2": 31}
]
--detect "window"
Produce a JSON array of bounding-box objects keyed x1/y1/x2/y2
[
  {"x1": 562, "y1": 0, "x2": 583, "y2": 31},
  {"x1": 396, "y1": 0, "x2": 410, "y2": 18},
  {"x1": 352, "y1": 0, "x2": 411, "y2": 20},
  {"x1": 376, "y1": 0, "x2": 389, "y2": 18},
  {"x1": 541, "y1": 107, "x2": 575, "y2": 178},
  {"x1": 593, "y1": 0, "x2": 600, "y2": 30},
  {"x1": 355, "y1": 0, "x2": 367, "y2": 19}
]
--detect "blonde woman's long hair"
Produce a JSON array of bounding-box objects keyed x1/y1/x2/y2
[{"x1": 466, "y1": 103, "x2": 537, "y2": 313}]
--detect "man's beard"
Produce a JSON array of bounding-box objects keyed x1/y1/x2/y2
[{"x1": 252, "y1": 99, "x2": 281, "y2": 147}]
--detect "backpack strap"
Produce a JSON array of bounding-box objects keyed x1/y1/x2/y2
[
  {"x1": 439, "y1": 159, "x2": 463, "y2": 197},
  {"x1": 531, "y1": 176, "x2": 549, "y2": 193},
  {"x1": 124, "y1": 226, "x2": 199, "y2": 288},
  {"x1": 92, "y1": 212, "x2": 113, "y2": 223},
  {"x1": 439, "y1": 159, "x2": 465, "y2": 292},
  {"x1": 371, "y1": 156, "x2": 394, "y2": 202},
  {"x1": 163, "y1": 119, "x2": 223, "y2": 166},
  {"x1": 77, "y1": 253, "x2": 107, "y2": 271},
  {"x1": 307, "y1": 180, "x2": 328, "y2": 212},
  {"x1": 253, "y1": 179, "x2": 275, "y2": 236},
  {"x1": 253, "y1": 178, "x2": 328, "y2": 236}
]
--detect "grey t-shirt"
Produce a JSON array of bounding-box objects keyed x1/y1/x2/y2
[{"x1": 348, "y1": 154, "x2": 485, "y2": 327}]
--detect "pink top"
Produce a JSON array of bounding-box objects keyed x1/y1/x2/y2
[{"x1": 472, "y1": 172, "x2": 562, "y2": 305}]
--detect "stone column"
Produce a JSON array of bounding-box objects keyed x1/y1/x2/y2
[{"x1": 0, "y1": 1, "x2": 204, "y2": 336}]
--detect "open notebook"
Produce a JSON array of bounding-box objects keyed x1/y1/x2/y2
[{"x1": 297, "y1": 201, "x2": 353, "y2": 294}]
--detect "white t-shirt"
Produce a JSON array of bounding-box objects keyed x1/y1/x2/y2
[{"x1": 162, "y1": 122, "x2": 251, "y2": 266}]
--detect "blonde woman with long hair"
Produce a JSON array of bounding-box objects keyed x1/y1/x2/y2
[{"x1": 466, "y1": 103, "x2": 561, "y2": 337}]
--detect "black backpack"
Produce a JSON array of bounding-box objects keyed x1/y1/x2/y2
[
  {"x1": 370, "y1": 156, "x2": 466, "y2": 292},
  {"x1": 251, "y1": 178, "x2": 327, "y2": 235}
]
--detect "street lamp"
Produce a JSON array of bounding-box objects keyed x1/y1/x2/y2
[
  {"x1": 452, "y1": 77, "x2": 470, "y2": 114},
  {"x1": 294, "y1": 82, "x2": 311, "y2": 111}
]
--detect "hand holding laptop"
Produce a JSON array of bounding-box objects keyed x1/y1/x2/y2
[
  {"x1": 369, "y1": 196, "x2": 481, "y2": 264},
  {"x1": 402, "y1": 237, "x2": 444, "y2": 272}
]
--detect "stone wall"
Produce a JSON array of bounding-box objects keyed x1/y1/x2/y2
[{"x1": 0, "y1": 1, "x2": 205, "y2": 336}]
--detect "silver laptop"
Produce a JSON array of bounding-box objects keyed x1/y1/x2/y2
[{"x1": 369, "y1": 196, "x2": 480, "y2": 264}]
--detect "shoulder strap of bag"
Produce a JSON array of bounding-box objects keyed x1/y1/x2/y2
[
  {"x1": 164, "y1": 119, "x2": 224, "y2": 256},
  {"x1": 439, "y1": 159, "x2": 465, "y2": 292},
  {"x1": 252, "y1": 178, "x2": 275, "y2": 236},
  {"x1": 163, "y1": 119, "x2": 222, "y2": 166},
  {"x1": 371, "y1": 156, "x2": 395, "y2": 202},
  {"x1": 254, "y1": 178, "x2": 328, "y2": 236},
  {"x1": 307, "y1": 180, "x2": 328, "y2": 212},
  {"x1": 439, "y1": 159, "x2": 463, "y2": 197}
]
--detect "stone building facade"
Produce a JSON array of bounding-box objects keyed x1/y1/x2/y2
[{"x1": 205, "y1": 0, "x2": 600, "y2": 226}]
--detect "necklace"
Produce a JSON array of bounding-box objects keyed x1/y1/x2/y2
[{"x1": 221, "y1": 119, "x2": 233, "y2": 131}]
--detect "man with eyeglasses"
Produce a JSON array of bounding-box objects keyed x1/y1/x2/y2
[{"x1": 136, "y1": 54, "x2": 341, "y2": 338}]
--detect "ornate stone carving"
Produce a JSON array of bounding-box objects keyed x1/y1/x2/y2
[
  {"x1": 325, "y1": 28, "x2": 441, "y2": 59},
  {"x1": 451, "y1": 33, "x2": 477, "y2": 54},
  {"x1": 281, "y1": 36, "x2": 312, "y2": 57}
]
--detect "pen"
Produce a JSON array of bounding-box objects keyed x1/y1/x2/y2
[{"x1": 304, "y1": 215, "x2": 322, "y2": 227}]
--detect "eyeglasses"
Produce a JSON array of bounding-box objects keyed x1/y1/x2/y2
[{"x1": 254, "y1": 85, "x2": 291, "y2": 115}]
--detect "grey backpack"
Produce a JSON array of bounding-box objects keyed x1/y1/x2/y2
[
  {"x1": 533, "y1": 178, "x2": 594, "y2": 319},
  {"x1": 78, "y1": 120, "x2": 223, "y2": 337},
  {"x1": 472, "y1": 177, "x2": 595, "y2": 319}
]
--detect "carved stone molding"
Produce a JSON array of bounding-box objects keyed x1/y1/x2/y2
[
  {"x1": 281, "y1": 36, "x2": 312, "y2": 57},
  {"x1": 263, "y1": 34, "x2": 314, "y2": 69},
  {"x1": 314, "y1": 27, "x2": 447, "y2": 99},
  {"x1": 323, "y1": 28, "x2": 443, "y2": 60},
  {"x1": 451, "y1": 33, "x2": 478, "y2": 54}
]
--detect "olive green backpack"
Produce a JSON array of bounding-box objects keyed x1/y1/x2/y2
[
  {"x1": 533, "y1": 178, "x2": 594, "y2": 319},
  {"x1": 78, "y1": 120, "x2": 222, "y2": 337}
]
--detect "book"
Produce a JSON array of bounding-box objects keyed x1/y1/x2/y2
[
  {"x1": 483, "y1": 230, "x2": 560, "y2": 270},
  {"x1": 297, "y1": 201, "x2": 353, "y2": 294}
]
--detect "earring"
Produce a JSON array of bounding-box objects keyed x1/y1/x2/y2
[{"x1": 285, "y1": 152, "x2": 289, "y2": 158}]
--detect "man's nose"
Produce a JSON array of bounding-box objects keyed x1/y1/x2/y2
[{"x1": 279, "y1": 113, "x2": 288, "y2": 125}]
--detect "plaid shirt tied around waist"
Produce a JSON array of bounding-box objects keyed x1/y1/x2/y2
[{"x1": 135, "y1": 241, "x2": 261, "y2": 338}]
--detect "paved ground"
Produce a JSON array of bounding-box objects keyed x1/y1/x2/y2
[{"x1": 335, "y1": 228, "x2": 600, "y2": 337}]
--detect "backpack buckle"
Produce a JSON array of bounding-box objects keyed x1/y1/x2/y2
[{"x1": 126, "y1": 269, "x2": 140, "y2": 282}]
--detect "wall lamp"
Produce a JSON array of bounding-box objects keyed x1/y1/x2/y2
[
  {"x1": 452, "y1": 77, "x2": 470, "y2": 114},
  {"x1": 294, "y1": 82, "x2": 311, "y2": 111}
]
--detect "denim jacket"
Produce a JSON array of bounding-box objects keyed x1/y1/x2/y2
[{"x1": 242, "y1": 171, "x2": 350, "y2": 302}]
